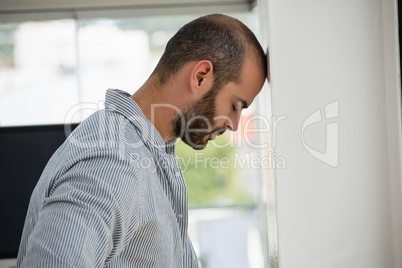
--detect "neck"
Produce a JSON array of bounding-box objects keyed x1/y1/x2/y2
[{"x1": 131, "y1": 77, "x2": 184, "y2": 142}]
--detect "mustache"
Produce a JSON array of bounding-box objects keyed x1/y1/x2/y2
[{"x1": 208, "y1": 127, "x2": 227, "y2": 136}]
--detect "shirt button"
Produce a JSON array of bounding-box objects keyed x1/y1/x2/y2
[{"x1": 175, "y1": 171, "x2": 180, "y2": 177}]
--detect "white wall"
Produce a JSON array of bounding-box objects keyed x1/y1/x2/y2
[{"x1": 260, "y1": 0, "x2": 402, "y2": 267}]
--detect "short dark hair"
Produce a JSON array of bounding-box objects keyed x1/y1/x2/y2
[{"x1": 152, "y1": 14, "x2": 267, "y2": 90}]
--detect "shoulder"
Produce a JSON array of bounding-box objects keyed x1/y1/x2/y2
[{"x1": 63, "y1": 109, "x2": 150, "y2": 161}]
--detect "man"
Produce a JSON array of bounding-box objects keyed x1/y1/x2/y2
[{"x1": 17, "y1": 14, "x2": 266, "y2": 267}]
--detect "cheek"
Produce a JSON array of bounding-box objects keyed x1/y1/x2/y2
[
  {"x1": 213, "y1": 106, "x2": 231, "y2": 120},
  {"x1": 213, "y1": 87, "x2": 237, "y2": 123},
  {"x1": 213, "y1": 109, "x2": 237, "y2": 129}
]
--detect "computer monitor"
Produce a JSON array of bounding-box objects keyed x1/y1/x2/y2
[{"x1": 0, "y1": 123, "x2": 78, "y2": 259}]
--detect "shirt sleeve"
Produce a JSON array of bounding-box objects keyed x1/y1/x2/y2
[{"x1": 19, "y1": 149, "x2": 141, "y2": 268}]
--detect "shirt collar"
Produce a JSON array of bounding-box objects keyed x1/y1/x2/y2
[{"x1": 104, "y1": 88, "x2": 176, "y2": 154}]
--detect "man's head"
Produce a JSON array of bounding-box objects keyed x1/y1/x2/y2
[
  {"x1": 153, "y1": 14, "x2": 267, "y2": 92},
  {"x1": 151, "y1": 14, "x2": 267, "y2": 149}
]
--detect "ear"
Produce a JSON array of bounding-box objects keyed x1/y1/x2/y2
[{"x1": 189, "y1": 60, "x2": 214, "y2": 96}]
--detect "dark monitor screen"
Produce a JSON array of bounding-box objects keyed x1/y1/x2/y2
[{"x1": 0, "y1": 124, "x2": 78, "y2": 259}]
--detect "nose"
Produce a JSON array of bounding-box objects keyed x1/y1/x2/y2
[{"x1": 225, "y1": 115, "x2": 240, "y2": 132}]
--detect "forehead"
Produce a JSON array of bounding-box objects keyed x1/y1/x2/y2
[{"x1": 233, "y1": 57, "x2": 266, "y2": 105}]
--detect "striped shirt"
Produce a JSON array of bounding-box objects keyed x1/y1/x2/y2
[{"x1": 17, "y1": 89, "x2": 199, "y2": 268}]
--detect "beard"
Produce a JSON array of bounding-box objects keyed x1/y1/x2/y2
[{"x1": 172, "y1": 84, "x2": 224, "y2": 150}]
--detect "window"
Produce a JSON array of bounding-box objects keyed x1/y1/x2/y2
[
  {"x1": 0, "y1": 20, "x2": 78, "y2": 125},
  {"x1": 0, "y1": 12, "x2": 268, "y2": 268}
]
